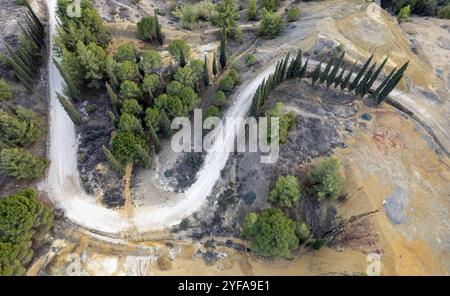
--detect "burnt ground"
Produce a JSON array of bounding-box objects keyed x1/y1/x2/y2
[
  {"x1": 75, "y1": 91, "x2": 124, "y2": 208},
  {"x1": 172, "y1": 79, "x2": 363, "y2": 242},
  {"x1": 0, "y1": 0, "x2": 49, "y2": 196}
]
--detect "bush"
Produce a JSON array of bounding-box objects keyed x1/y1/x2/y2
[
  {"x1": 0, "y1": 79, "x2": 12, "y2": 101},
  {"x1": 121, "y1": 99, "x2": 142, "y2": 115},
  {"x1": 0, "y1": 107, "x2": 44, "y2": 147},
  {"x1": 219, "y1": 74, "x2": 236, "y2": 91},
  {"x1": 308, "y1": 157, "x2": 344, "y2": 201},
  {"x1": 269, "y1": 175, "x2": 301, "y2": 208},
  {"x1": 172, "y1": 1, "x2": 217, "y2": 30},
  {"x1": 263, "y1": 0, "x2": 279, "y2": 11},
  {"x1": 266, "y1": 102, "x2": 295, "y2": 143},
  {"x1": 398, "y1": 5, "x2": 411, "y2": 22},
  {"x1": 116, "y1": 61, "x2": 137, "y2": 82},
  {"x1": 142, "y1": 74, "x2": 161, "y2": 96},
  {"x1": 115, "y1": 43, "x2": 136, "y2": 62},
  {"x1": 86, "y1": 104, "x2": 96, "y2": 113},
  {"x1": 0, "y1": 148, "x2": 47, "y2": 180},
  {"x1": 244, "y1": 54, "x2": 257, "y2": 67},
  {"x1": 173, "y1": 65, "x2": 197, "y2": 88},
  {"x1": 0, "y1": 189, "x2": 53, "y2": 275},
  {"x1": 295, "y1": 222, "x2": 311, "y2": 244},
  {"x1": 137, "y1": 16, "x2": 156, "y2": 41},
  {"x1": 394, "y1": 0, "x2": 437, "y2": 16},
  {"x1": 287, "y1": 7, "x2": 301, "y2": 22},
  {"x1": 215, "y1": 0, "x2": 239, "y2": 33},
  {"x1": 228, "y1": 68, "x2": 240, "y2": 83},
  {"x1": 205, "y1": 105, "x2": 222, "y2": 118},
  {"x1": 247, "y1": 0, "x2": 258, "y2": 20},
  {"x1": 438, "y1": 5, "x2": 450, "y2": 18},
  {"x1": 120, "y1": 80, "x2": 142, "y2": 100},
  {"x1": 259, "y1": 8, "x2": 284, "y2": 39},
  {"x1": 242, "y1": 208, "x2": 298, "y2": 258},
  {"x1": 168, "y1": 39, "x2": 190, "y2": 62},
  {"x1": 213, "y1": 90, "x2": 227, "y2": 106}
]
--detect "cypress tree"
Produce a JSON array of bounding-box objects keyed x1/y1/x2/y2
[
  {"x1": 212, "y1": 53, "x2": 218, "y2": 76},
  {"x1": 56, "y1": 92, "x2": 83, "y2": 125},
  {"x1": 24, "y1": 0, "x2": 44, "y2": 33},
  {"x1": 105, "y1": 82, "x2": 120, "y2": 115},
  {"x1": 53, "y1": 58, "x2": 80, "y2": 100},
  {"x1": 179, "y1": 48, "x2": 186, "y2": 67},
  {"x1": 219, "y1": 27, "x2": 227, "y2": 69},
  {"x1": 1, "y1": 51, "x2": 33, "y2": 91},
  {"x1": 108, "y1": 111, "x2": 117, "y2": 125},
  {"x1": 349, "y1": 54, "x2": 373, "y2": 91},
  {"x1": 291, "y1": 49, "x2": 303, "y2": 78},
  {"x1": 251, "y1": 85, "x2": 262, "y2": 117},
  {"x1": 320, "y1": 58, "x2": 333, "y2": 84},
  {"x1": 340, "y1": 60, "x2": 357, "y2": 90},
  {"x1": 356, "y1": 63, "x2": 376, "y2": 95},
  {"x1": 334, "y1": 65, "x2": 346, "y2": 88},
  {"x1": 326, "y1": 52, "x2": 345, "y2": 88},
  {"x1": 102, "y1": 146, "x2": 124, "y2": 175},
  {"x1": 361, "y1": 57, "x2": 388, "y2": 97},
  {"x1": 299, "y1": 59, "x2": 308, "y2": 79},
  {"x1": 5, "y1": 44, "x2": 34, "y2": 78},
  {"x1": 311, "y1": 61, "x2": 322, "y2": 87},
  {"x1": 372, "y1": 67, "x2": 397, "y2": 104},
  {"x1": 280, "y1": 53, "x2": 290, "y2": 82},
  {"x1": 374, "y1": 61, "x2": 409, "y2": 104},
  {"x1": 160, "y1": 109, "x2": 172, "y2": 138},
  {"x1": 154, "y1": 12, "x2": 164, "y2": 45},
  {"x1": 148, "y1": 121, "x2": 161, "y2": 153},
  {"x1": 203, "y1": 55, "x2": 209, "y2": 87}
]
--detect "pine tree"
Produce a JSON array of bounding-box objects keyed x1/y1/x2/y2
[
  {"x1": 203, "y1": 55, "x2": 209, "y2": 87},
  {"x1": 160, "y1": 109, "x2": 172, "y2": 138},
  {"x1": 340, "y1": 60, "x2": 357, "y2": 90},
  {"x1": 356, "y1": 63, "x2": 376, "y2": 95},
  {"x1": 105, "y1": 82, "x2": 120, "y2": 115},
  {"x1": 179, "y1": 48, "x2": 186, "y2": 67},
  {"x1": 56, "y1": 92, "x2": 83, "y2": 125},
  {"x1": 320, "y1": 58, "x2": 333, "y2": 84},
  {"x1": 311, "y1": 61, "x2": 322, "y2": 87},
  {"x1": 361, "y1": 57, "x2": 388, "y2": 97},
  {"x1": 212, "y1": 53, "x2": 218, "y2": 76},
  {"x1": 148, "y1": 121, "x2": 161, "y2": 153},
  {"x1": 299, "y1": 59, "x2": 308, "y2": 79},
  {"x1": 349, "y1": 54, "x2": 373, "y2": 91},
  {"x1": 102, "y1": 146, "x2": 124, "y2": 175},
  {"x1": 334, "y1": 65, "x2": 346, "y2": 88},
  {"x1": 219, "y1": 27, "x2": 227, "y2": 69},
  {"x1": 154, "y1": 12, "x2": 164, "y2": 45},
  {"x1": 53, "y1": 58, "x2": 80, "y2": 100},
  {"x1": 326, "y1": 52, "x2": 345, "y2": 88}
]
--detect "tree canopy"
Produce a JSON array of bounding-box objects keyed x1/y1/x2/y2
[
  {"x1": 308, "y1": 157, "x2": 344, "y2": 201},
  {"x1": 269, "y1": 175, "x2": 301, "y2": 208}
]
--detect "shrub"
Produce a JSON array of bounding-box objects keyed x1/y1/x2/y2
[
  {"x1": 287, "y1": 7, "x2": 301, "y2": 22},
  {"x1": 247, "y1": 0, "x2": 258, "y2": 20},
  {"x1": 244, "y1": 54, "x2": 257, "y2": 67},
  {"x1": 438, "y1": 5, "x2": 450, "y2": 19},
  {"x1": 120, "y1": 80, "x2": 142, "y2": 100},
  {"x1": 228, "y1": 68, "x2": 240, "y2": 83},
  {"x1": 215, "y1": 0, "x2": 239, "y2": 33},
  {"x1": 295, "y1": 222, "x2": 311, "y2": 244},
  {"x1": 259, "y1": 8, "x2": 284, "y2": 39},
  {"x1": 173, "y1": 65, "x2": 197, "y2": 88},
  {"x1": 219, "y1": 74, "x2": 236, "y2": 91},
  {"x1": 269, "y1": 175, "x2": 301, "y2": 208},
  {"x1": 266, "y1": 102, "x2": 295, "y2": 143},
  {"x1": 86, "y1": 104, "x2": 96, "y2": 113},
  {"x1": 205, "y1": 105, "x2": 222, "y2": 118},
  {"x1": 115, "y1": 43, "x2": 136, "y2": 62},
  {"x1": 242, "y1": 208, "x2": 298, "y2": 258},
  {"x1": 308, "y1": 157, "x2": 344, "y2": 201},
  {"x1": 172, "y1": 1, "x2": 217, "y2": 30},
  {"x1": 398, "y1": 5, "x2": 411, "y2": 22},
  {"x1": 263, "y1": 0, "x2": 279, "y2": 11},
  {"x1": 121, "y1": 99, "x2": 142, "y2": 115},
  {"x1": 168, "y1": 39, "x2": 190, "y2": 62},
  {"x1": 0, "y1": 79, "x2": 12, "y2": 101},
  {"x1": 137, "y1": 16, "x2": 156, "y2": 41},
  {"x1": 0, "y1": 148, "x2": 47, "y2": 180},
  {"x1": 116, "y1": 61, "x2": 137, "y2": 82},
  {"x1": 213, "y1": 90, "x2": 227, "y2": 106}
]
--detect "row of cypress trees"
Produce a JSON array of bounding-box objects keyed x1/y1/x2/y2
[
  {"x1": 250, "y1": 49, "x2": 409, "y2": 116},
  {"x1": 0, "y1": 1, "x2": 45, "y2": 91}
]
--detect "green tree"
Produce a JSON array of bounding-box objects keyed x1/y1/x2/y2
[
  {"x1": 398, "y1": 5, "x2": 411, "y2": 22},
  {"x1": 155, "y1": 94, "x2": 187, "y2": 117},
  {"x1": 102, "y1": 145, "x2": 124, "y2": 175},
  {"x1": 117, "y1": 113, "x2": 144, "y2": 135},
  {"x1": 219, "y1": 28, "x2": 227, "y2": 69},
  {"x1": 242, "y1": 208, "x2": 298, "y2": 258},
  {"x1": 219, "y1": 74, "x2": 235, "y2": 92},
  {"x1": 142, "y1": 74, "x2": 160, "y2": 97},
  {"x1": 212, "y1": 53, "x2": 218, "y2": 76},
  {"x1": 308, "y1": 157, "x2": 344, "y2": 201},
  {"x1": 287, "y1": 7, "x2": 301, "y2": 22},
  {"x1": 148, "y1": 120, "x2": 161, "y2": 153},
  {"x1": 115, "y1": 43, "x2": 136, "y2": 62},
  {"x1": 120, "y1": 80, "x2": 142, "y2": 100},
  {"x1": 203, "y1": 56, "x2": 209, "y2": 87},
  {"x1": 74, "y1": 41, "x2": 107, "y2": 88},
  {"x1": 244, "y1": 54, "x2": 257, "y2": 67},
  {"x1": 56, "y1": 92, "x2": 83, "y2": 125},
  {"x1": 438, "y1": 5, "x2": 450, "y2": 19},
  {"x1": 0, "y1": 148, "x2": 47, "y2": 180},
  {"x1": 166, "y1": 80, "x2": 184, "y2": 97},
  {"x1": 266, "y1": 102, "x2": 295, "y2": 143},
  {"x1": 111, "y1": 131, "x2": 148, "y2": 166},
  {"x1": 138, "y1": 50, "x2": 162, "y2": 74},
  {"x1": 144, "y1": 107, "x2": 161, "y2": 132},
  {"x1": 160, "y1": 109, "x2": 172, "y2": 137},
  {"x1": 205, "y1": 105, "x2": 221, "y2": 118},
  {"x1": 137, "y1": 16, "x2": 156, "y2": 42},
  {"x1": 173, "y1": 65, "x2": 197, "y2": 88},
  {"x1": 179, "y1": 86, "x2": 200, "y2": 111},
  {"x1": 213, "y1": 90, "x2": 227, "y2": 106},
  {"x1": 216, "y1": 0, "x2": 239, "y2": 33},
  {"x1": 154, "y1": 12, "x2": 164, "y2": 45},
  {"x1": 168, "y1": 39, "x2": 190, "y2": 62},
  {"x1": 0, "y1": 79, "x2": 12, "y2": 101},
  {"x1": 121, "y1": 99, "x2": 142, "y2": 115},
  {"x1": 295, "y1": 222, "x2": 311, "y2": 244},
  {"x1": 0, "y1": 107, "x2": 44, "y2": 147},
  {"x1": 116, "y1": 60, "x2": 137, "y2": 82},
  {"x1": 269, "y1": 175, "x2": 301, "y2": 208},
  {"x1": 247, "y1": 0, "x2": 258, "y2": 20},
  {"x1": 259, "y1": 8, "x2": 284, "y2": 39}
]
